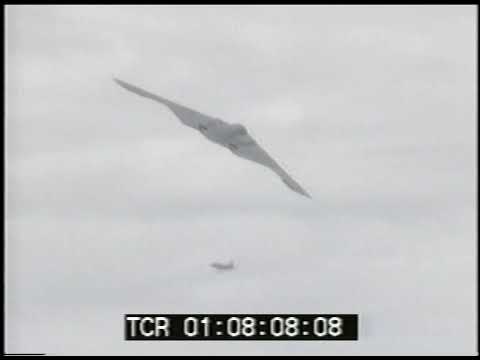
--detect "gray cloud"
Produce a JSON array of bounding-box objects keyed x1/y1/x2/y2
[{"x1": 6, "y1": 4, "x2": 477, "y2": 355}]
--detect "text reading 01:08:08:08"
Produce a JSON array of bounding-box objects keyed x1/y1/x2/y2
[{"x1": 125, "y1": 314, "x2": 358, "y2": 340}]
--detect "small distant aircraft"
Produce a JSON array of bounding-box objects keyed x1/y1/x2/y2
[{"x1": 210, "y1": 260, "x2": 235, "y2": 271}]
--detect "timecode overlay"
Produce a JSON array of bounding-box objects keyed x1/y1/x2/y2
[{"x1": 125, "y1": 314, "x2": 358, "y2": 341}]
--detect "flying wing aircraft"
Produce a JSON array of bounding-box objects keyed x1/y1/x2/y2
[{"x1": 114, "y1": 78, "x2": 311, "y2": 198}]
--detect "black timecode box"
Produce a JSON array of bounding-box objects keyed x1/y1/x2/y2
[{"x1": 125, "y1": 314, "x2": 358, "y2": 341}]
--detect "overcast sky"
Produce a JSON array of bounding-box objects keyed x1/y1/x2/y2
[{"x1": 5, "y1": 5, "x2": 477, "y2": 355}]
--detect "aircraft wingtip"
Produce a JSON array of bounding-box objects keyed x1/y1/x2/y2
[{"x1": 281, "y1": 177, "x2": 312, "y2": 199}]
